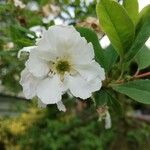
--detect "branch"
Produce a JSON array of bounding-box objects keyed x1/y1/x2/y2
[
  {"x1": 114, "y1": 71, "x2": 150, "y2": 84},
  {"x1": 133, "y1": 72, "x2": 150, "y2": 79}
]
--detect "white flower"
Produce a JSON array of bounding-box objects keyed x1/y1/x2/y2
[
  {"x1": 42, "y1": 15, "x2": 54, "y2": 24},
  {"x1": 27, "y1": 26, "x2": 46, "y2": 41},
  {"x1": 18, "y1": 46, "x2": 36, "y2": 58},
  {"x1": 20, "y1": 25, "x2": 105, "y2": 110},
  {"x1": 29, "y1": 25, "x2": 46, "y2": 38},
  {"x1": 26, "y1": 1, "x2": 39, "y2": 11},
  {"x1": 13, "y1": 0, "x2": 26, "y2": 9},
  {"x1": 56, "y1": 101, "x2": 67, "y2": 112},
  {"x1": 105, "y1": 111, "x2": 111, "y2": 129}
]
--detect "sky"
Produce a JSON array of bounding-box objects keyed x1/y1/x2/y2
[{"x1": 138, "y1": 0, "x2": 150, "y2": 11}]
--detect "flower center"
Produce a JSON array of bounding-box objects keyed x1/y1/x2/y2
[{"x1": 55, "y1": 60, "x2": 71, "y2": 75}]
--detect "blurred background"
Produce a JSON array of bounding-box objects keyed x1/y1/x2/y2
[{"x1": 0, "y1": 0, "x2": 150, "y2": 149}]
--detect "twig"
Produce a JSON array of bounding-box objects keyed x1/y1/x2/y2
[
  {"x1": 114, "y1": 71, "x2": 150, "y2": 84},
  {"x1": 133, "y1": 72, "x2": 150, "y2": 79}
]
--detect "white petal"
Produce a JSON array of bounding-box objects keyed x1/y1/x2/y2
[
  {"x1": 26, "y1": 50, "x2": 49, "y2": 78},
  {"x1": 56, "y1": 101, "x2": 66, "y2": 112},
  {"x1": 36, "y1": 25, "x2": 94, "y2": 63},
  {"x1": 66, "y1": 74, "x2": 102, "y2": 99},
  {"x1": 36, "y1": 75, "x2": 64, "y2": 104},
  {"x1": 88, "y1": 77, "x2": 102, "y2": 92},
  {"x1": 29, "y1": 25, "x2": 45, "y2": 38},
  {"x1": 35, "y1": 49, "x2": 57, "y2": 61},
  {"x1": 36, "y1": 28, "x2": 58, "y2": 55},
  {"x1": 18, "y1": 46, "x2": 37, "y2": 58},
  {"x1": 14, "y1": 0, "x2": 26, "y2": 8},
  {"x1": 70, "y1": 42, "x2": 95, "y2": 65},
  {"x1": 74, "y1": 61, "x2": 105, "y2": 81},
  {"x1": 105, "y1": 111, "x2": 112, "y2": 129},
  {"x1": 50, "y1": 25, "x2": 94, "y2": 64},
  {"x1": 20, "y1": 68, "x2": 40, "y2": 99},
  {"x1": 37, "y1": 25, "x2": 72, "y2": 55}
]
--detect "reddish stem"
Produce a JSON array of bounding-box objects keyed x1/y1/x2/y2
[
  {"x1": 114, "y1": 71, "x2": 150, "y2": 84},
  {"x1": 133, "y1": 72, "x2": 150, "y2": 79}
]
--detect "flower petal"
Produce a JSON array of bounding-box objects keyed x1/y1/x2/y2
[
  {"x1": 70, "y1": 42, "x2": 95, "y2": 65},
  {"x1": 56, "y1": 101, "x2": 66, "y2": 112},
  {"x1": 18, "y1": 46, "x2": 37, "y2": 58},
  {"x1": 20, "y1": 68, "x2": 40, "y2": 99},
  {"x1": 66, "y1": 74, "x2": 102, "y2": 99},
  {"x1": 74, "y1": 61, "x2": 105, "y2": 81},
  {"x1": 26, "y1": 50, "x2": 49, "y2": 78},
  {"x1": 37, "y1": 25, "x2": 94, "y2": 63},
  {"x1": 36, "y1": 75, "x2": 64, "y2": 104},
  {"x1": 88, "y1": 77, "x2": 102, "y2": 92},
  {"x1": 105, "y1": 111, "x2": 112, "y2": 129}
]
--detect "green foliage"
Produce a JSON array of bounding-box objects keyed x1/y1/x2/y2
[
  {"x1": 0, "y1": 105, "x2": 150, "y2": 150},
  {"x1": 112, "y1": 80, "x2": 150, "y2": 104},
  {"x1": 0, "y1": 106, "x2": 114, "y2": 150},
  {"x1": 0, "y1": 4, "x2": 12, "y2": 13},
  {"x1": 0, "y1": 1, "x2": 150, "y2": 149},
  {"x1": 94, "y1": 90, "x2": 108, "y2": 106},
  {"x1": 125, "y1": 5, "x2": 150, "y2": 61},
  {"x1": 94, "y1": 89, "x2": 122, "y2": 116},
  {"x1": 10, "y1": 25, "x2": 34, "y2": 47},
  {"x1": 103, "y1": 45, "x2": 118, "y2": 72},
  {"x1": 96, "y1": 0, "x2": 135, "y2": 57},
  {"x1": 135, "y1": 46, "x2": 150, "y2": 70},
  {"x1": 123, "y1": 0, "x2": 139, "y2": 24}
]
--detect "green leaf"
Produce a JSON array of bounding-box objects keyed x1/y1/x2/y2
[
  {"x1": 103, "y1": 45, "x2": 118, "y2": 72},
  {"x1": 94, "y1": 90, "x2": 122, "y2": 115},
  {"x1": 96, "y1": 0, "x2": 135, "y2": 57},
  {"x1": 0, "y1": 4, "x2": 12, "y2": 13},
  {"x1": 125, "y1": 5, "x2": 150, "y2": 61},
  {"x1": 135, "y1": 46, "x2": 150, "y2": 70},
  {"x1": 0, "y1": 50, "x2": 17, "y2": 56},
  {"x1": 76, "y1": 27, "x2": 106, "y2": 68},
  {"x1": 123, "y1": 0, "x2": 139, "y2": 25},
  {"x1": 94, "y1": 90, "x2": 108, "y2": 106},
  {"x1": 9, "y1": 25, "x2": 34, "y2": 47},
  {"x1": 112, "y1": 80, "x2": 150, "y2": 104},
  {"x1": 106, "y1": 90, "x2": 123, "y2": 116},
  {"x1": 12, "y1": 25, "x2": 35, "y2": 36}
]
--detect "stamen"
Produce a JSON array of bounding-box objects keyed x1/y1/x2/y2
[{"x1": 55, "y1": 60, "x2": 71, "y2": 74}]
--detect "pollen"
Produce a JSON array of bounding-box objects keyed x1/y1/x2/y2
[{"x1": 55, "y1": 60, "x2": 71, "y2": 74}]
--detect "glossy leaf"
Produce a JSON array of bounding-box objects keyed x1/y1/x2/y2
[
  {"x1": 112, "y1": 80, "x2": 150, "y2": 104},
  {"x1": 96, "y1": 0, "x2": 134, "y2": 57},
  {"x1": 106, "y1": 90, "x2": 123, "y2": 116},
  {"x1": 103, "y1": 45, "x2": 118, "y2": 72},
  {"x1": 123, "y1": 0, "x2": 139, "y2": 24},
  {"x1": 135, "y1": 46, "x2": 150, "y2": 70},
  {"x1": 125, "y1": 5, "x2": 150, "y2": 61},
  {"x1": 94, "y1": 90, "x2": 108, "y2": 106},
  {"x1": 94, "y1": 90, "x2": 122, "y2": 115},
  {"x1": 10, "y1": 25, "x2": 34, "y2": 47}
]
